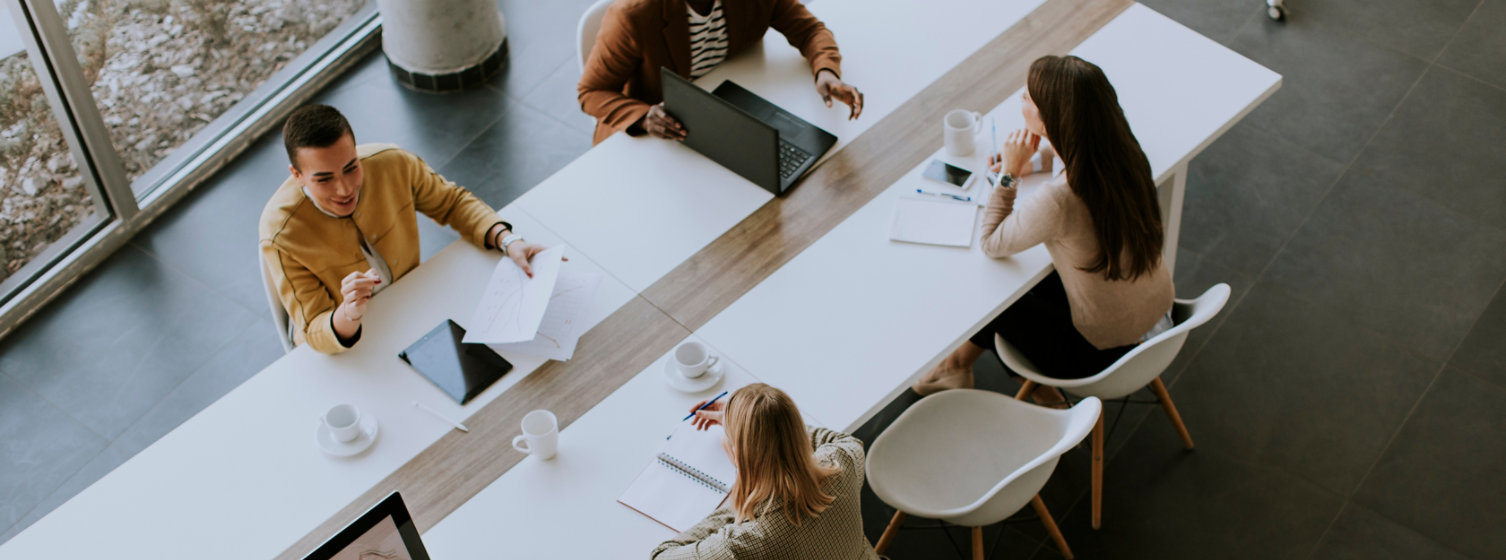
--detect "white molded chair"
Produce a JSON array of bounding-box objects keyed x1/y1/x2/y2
[
  {"x1": 576, "y1": 0, "x2": 614, "y2": 73},
  {"x1": 996, "y1": 283, "x2": 1230, "y2": 529},
  {"x1": 867, "y1": 390, "x2": 1102, "y2": 560},
  {"x1": 260, "y1": 250, "x2": 294, "y2": 353}
]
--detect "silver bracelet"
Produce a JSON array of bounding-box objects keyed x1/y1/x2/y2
[
  {"x1": 342, "y1": 304, "x2": 360, "y2": 323},
  {"x1": 500, "y1": 233, "x2": 525, "y2": 256}
]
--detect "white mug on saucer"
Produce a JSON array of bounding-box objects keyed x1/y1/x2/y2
[
  {"x1": 323, "y1": 404, "x2": 363, "y2": 443},
  {"x1": 512, "y1": 409, "x2": 558, "y2": 460},
  {"x1": 943, "y1": 109, "x2": 982, "y2": 157},
  {"x1": 674, "y1": 341, "x2": 719, "y2": 380}
]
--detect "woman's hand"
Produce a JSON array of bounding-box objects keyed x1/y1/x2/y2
[
  {"x1": 815, "y1": 70, "x2": 864, "y2": 120},
  {"x1": 689, "y1": 400, "x2": 726, "y2": 431},
  {"x1": 989, "y1": 128, "x2": 1040, "y2": 178},
  {"x1": 640, "y1": 103, "x2": 687, "y2": 140}
]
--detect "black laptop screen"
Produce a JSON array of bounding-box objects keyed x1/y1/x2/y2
[{"x1": 302, "y1": 492, "x2": 431, "y2": 560}]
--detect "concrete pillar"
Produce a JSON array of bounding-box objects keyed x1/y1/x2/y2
[{"x1": 377, "y1": 0, "x2": 507, "y2": 92}]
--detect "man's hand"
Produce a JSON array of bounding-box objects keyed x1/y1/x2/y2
[
  {"x1": 815, "y1": 70, "x2": 863, "y2": 120},
  {"x1": 338, "y1": 270, "x2": 381, "y2": 323},
  {"x1": 505, "y1": 241, "x2": 548, "y2": 278},
  {"x1": 639, "y1": 103, "x2": 687, "y2": 140}
]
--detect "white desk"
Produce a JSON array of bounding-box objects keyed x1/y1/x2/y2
[
  {"x1": 420, "y1": 334, "x2": 825, "y2": 558},
  {"x1": 0, "y1": 207, "x2": 637, "y2": 560},
  {"x1": 516, "y1": 0, "x2": 1048, "y2": 292},
  {"x1": 1, "y1": 2, "x2": 1279, "y2": 559},
  {"x1": 426, "y1": 3, "x2": 1279, "y2": 558},
  {"x1": 699, "y1": 4, "x2": 1281, "y2": 432}
]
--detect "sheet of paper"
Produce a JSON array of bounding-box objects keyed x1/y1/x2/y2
[
  {"x1": 889, "y1": 195, "x2": 977, "y2": 248},
  {"x1": 488, "y1": 269, "x2": 602, "y2": 361},
  {"x1": 618, "y1": 424, "x2": 735, "y2": 532},
  {"x1": 463, "y1": 246, "x2": 565, "y2": 344}
]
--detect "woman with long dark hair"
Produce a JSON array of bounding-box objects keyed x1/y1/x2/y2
[{"x1": 914, "y1": 55, "x2": 1174, "y2": 397}]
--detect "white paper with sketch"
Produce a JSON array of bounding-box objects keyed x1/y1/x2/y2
[
  {"x1": 889, "y1": 194, "x2": 977, "y2": 248},
  {"x1": 462, "y1": 246, "x2": 565, "y2": 344},
  {"x1": 618, "y1": 423, "x2": 738, "y2": 532},
  {"x1": 487, "y1": 269, "x2": 602, "y2": 361}
]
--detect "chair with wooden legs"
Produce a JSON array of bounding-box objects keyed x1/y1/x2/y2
[
  {"x1": 996, "y1": 283, "x2": 1230, "y2": 529},
  {"x1": 866, "y1": 390, "x2": 1101, "y2": 560}
]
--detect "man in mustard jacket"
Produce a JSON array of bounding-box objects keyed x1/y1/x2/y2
[
  {"x1": 259, "y1": 104, "x2": 546, "y2": 354},
  {"x1": 578, "y1": 0, "x2": 864, "y2": 144}
]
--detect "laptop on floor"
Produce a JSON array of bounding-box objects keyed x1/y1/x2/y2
[{"x1": 660, "y1": 67, "x2": 837, "y2": 195}]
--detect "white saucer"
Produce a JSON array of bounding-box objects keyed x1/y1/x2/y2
[
  {"x1": 663, "y1": 358, "x2": 725, "y2": 393},
  {"x1": 317, "y1": 414, "x2": 380, "y2": 458}
]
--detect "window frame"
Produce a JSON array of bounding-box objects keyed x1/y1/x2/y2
[{"x1": 0, "y1": 0, "x2": 382, "y2": 339}]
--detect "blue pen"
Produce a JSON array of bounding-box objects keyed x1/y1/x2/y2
[
  {"x1": 684, "y1": 390, "x2": 729, "y2": 421},
  {"x1": 916, "y1": 189, "x2": 971, "y2": 203}
]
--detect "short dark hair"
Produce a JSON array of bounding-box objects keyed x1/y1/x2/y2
[{"x1": 283, "y1": 104, "x2": 354, "y2": 170}]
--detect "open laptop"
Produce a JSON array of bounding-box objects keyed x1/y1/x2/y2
[
  {"x1": 661, "y1": 68, "x2": 837, "y2": 194},
  {"x1": 302, "y1": 492, "x2": 431, "y2": 560}
]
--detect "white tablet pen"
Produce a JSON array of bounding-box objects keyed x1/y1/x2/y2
[
  {"x1": 413, "y1": 401, "x2": 469, "y2": 433},
  {"x1": 915, "y1": 189, "x2": 971, "y2": 202}
]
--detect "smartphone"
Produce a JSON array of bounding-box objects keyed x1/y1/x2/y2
[{"x1": 923, "y1": 160, "x2": 973, "y2": 188}]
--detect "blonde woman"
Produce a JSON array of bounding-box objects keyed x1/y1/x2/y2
[{"x1": 651, "y1": 384, "x2": 878, "y2": 560}]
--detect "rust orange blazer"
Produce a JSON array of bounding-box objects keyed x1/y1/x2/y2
[{"x1": 578, "y1": 0, "x2": 843, "y2": 145}]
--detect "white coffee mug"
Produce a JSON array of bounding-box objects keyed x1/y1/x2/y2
[
  {"x1": 943, "y1": 109, "x2": 983, "y2": 157},
  {"x1": 323, "y1": 403, "x2": 363, "y2": 443},
  {"x1": 674, "y1": 341, "x2": 720, "y2": 380},
  {"x1": 511, "y1": 409, "x2": 558, "y2": 460}
]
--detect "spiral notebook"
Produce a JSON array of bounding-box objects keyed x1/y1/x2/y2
[{"x1": 618, "y1": 422, "x2": 738, "y2": 532}]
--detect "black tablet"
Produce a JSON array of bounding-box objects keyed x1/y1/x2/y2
[
  {"x1": 399, "y1": 319, "x2": 511, "y2": 405},
  {"x1": 302, "y1": 492, "x2": 430, "y2": 560}
]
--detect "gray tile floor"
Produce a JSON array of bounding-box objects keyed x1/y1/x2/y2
[{"x1": 1, "y1": 0, "x2": 1503, "y2": 557}]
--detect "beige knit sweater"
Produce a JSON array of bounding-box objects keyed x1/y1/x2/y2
[{"x1": 980, "y1": 174, "x2": 1173, "y2": 349}]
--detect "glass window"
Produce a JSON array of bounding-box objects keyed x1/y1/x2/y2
[
  {"x1": 58, "y1": 0, "x2": 368, "y2": 197},
  {"x1": 0, "y1": 21, "x2": 107, "y2": 298}
]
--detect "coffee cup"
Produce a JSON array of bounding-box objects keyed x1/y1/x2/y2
[
  {"x1": 943, "y1": 109, "x2": 982, "y2": 157},
  {"x1": 323, "y1": 403, "x2": 363, "y2": 443},
  {"x1": 673, "y1": 341, "x2": 720, "y2": 380},
  {"x1": 511, "y1": 409, "x2": 558, "y2": 460}
]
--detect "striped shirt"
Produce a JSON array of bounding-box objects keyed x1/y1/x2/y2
[{"x1": 687, "y1": 0, "x2": 728, "y2": 79}]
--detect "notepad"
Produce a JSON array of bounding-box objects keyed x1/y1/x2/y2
[
  {"x1": 618, "y1": 423, "x2": 738, "y2": 532},
  {"x1": 889, "y1": 195, "x2": 977, "y2": 248}
]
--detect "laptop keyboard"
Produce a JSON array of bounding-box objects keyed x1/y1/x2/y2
[{"x1": 778, "y1": 140, "x2": 814, "y2": 180}]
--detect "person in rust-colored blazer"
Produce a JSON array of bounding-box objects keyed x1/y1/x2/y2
[{"x1": 578, "y1": 0, "x2": 863, "y2": 145}]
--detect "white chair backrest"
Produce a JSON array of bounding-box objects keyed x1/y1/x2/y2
[
  {"x1": 260, "y1": 250, "x2": 294, "y2": 353},
  {"x1": 867, "y1": 390, "x2": 1100, "y2": 526},
  {"x1": 577, "y1": 0, "x2": 614, "y2": 74},
  {"x1": 998, "y1": 283, "x2": 1231, "y2": 400}
]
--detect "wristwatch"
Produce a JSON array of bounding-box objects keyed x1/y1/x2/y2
[
  {"x1": 499, "y1": 233, "x2": 525, "y2": 257},
  {"x1": 997, "y1": 172, "x2": 1019, "y2": 189}
]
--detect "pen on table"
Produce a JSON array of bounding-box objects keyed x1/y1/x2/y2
[
  {"x1": 915, "y1": 189, "x2": 972, "y2": 202},
  {"x1": 684, "y1": 390, "x2": 729, "y2": 421},
  {"x1": 413, "y1": 401, "x2": 469, "y2": 433}
]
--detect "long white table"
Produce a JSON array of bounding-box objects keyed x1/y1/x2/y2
[
  {"x1": 516, "y1": 0, "x2": 1049, "y2": 292},
  {"x1": 423, "y1": 4, "x2": 1278, "y2": 558},
  {"x1": 0, "y1": 208, "x2": 639, "y2": 560},
  {"x1": 0, "y1": 1, "x2": 1278, "y2": 559},
  {"x1": 701, "y1": 3, "x2": 1282, "y2": 432}
]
